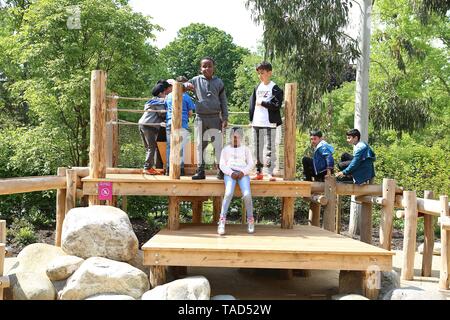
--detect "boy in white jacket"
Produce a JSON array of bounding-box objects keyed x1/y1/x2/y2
[{"x1": 218, "y1": 127, "x2": 255, "y2": 235}]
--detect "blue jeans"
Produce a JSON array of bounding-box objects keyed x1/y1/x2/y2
[{"x1": 220, "y1": 175, "x2": 254, "y2": 220}]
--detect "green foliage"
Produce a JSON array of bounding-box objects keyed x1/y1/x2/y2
[
  {"x1": 8, "y1": 217, "x2": 38, "y2": 246},
  {"x1": 374, "y1": 136, "x2": 450, "y2": 195},
  {"x1": 370, "y1": 0, "x2": 449, "y2": 137},
  {"x1": 161, "y1": 23, "x2": 249, "y2": 105}
]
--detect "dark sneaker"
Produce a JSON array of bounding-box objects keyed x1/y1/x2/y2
[
  {"x1": 192, "y1": 169, "x2": 206, "y2": 180},
  {"x1": 216, "y1": 169, "x2": 224, "y2": 180}
]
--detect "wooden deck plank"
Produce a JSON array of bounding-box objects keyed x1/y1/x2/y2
[
  {"x1": 82, "y1": 174, "x2": 312, "y2": 197},
  {"x1": 142, "y1": 225, "x2": 393, "y2": 271}
]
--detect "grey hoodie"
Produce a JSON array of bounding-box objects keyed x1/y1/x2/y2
[{"x1": 189, "y1": 75, "x2": 228, "y2": 120}]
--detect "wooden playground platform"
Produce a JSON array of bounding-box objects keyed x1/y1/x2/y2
[{"x1": 142, "y1": 224, "x2": 393, "y2": 271}]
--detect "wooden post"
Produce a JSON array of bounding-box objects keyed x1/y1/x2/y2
[
  {"x1": 55, "y1": 167, "x2": 67, "y2": 247},
  {"x1": 440, "y1": 195, "x2": 449, "y2": 290},
  {"x1": 323, "y1": 175, "x2": 337, "y2": 232},
  {"x1": 212, "y1": 197, "x2": 222, "y2": 223},
  {"x1": 308, "y1": 203, "x2": 321, "y2": 227},
  {"x1": 360, "y1": 201, "x2": 372, "y2": 244},
  {"x1": 0, "y1": 220, "x2": 6, "y2": 244},
  {"x1": 336, "y1": 195, "x2": 342, "y2": 234},
  {"x1": 121, "y1": 196, "x2": 128, "y2": 212},
  {"x1": 106, "y1": 93, "x2": 119, "y2": 207},
  {"x1": 89, "y1": 70, "x2": 107, "y2": 206},
  {"x1": 168, "y1": 197, "x2": 180, "y2": 230},
  {"x1": 401, "y1": 191, "x2": 418, "y2": 281},
  {"x1": 65, "y1": 169, "x2": 77, "y2": 214},
  {"x1": 363, "y1": 269, "x2": 381, "y2": 300},
  {"x1": 149, "y1": 266, "x2": 166, "y2": 288},
  {"x1": 192, "y1": 200, "x2": 203, "y2": 224},
  {"x1": 422, "y1": 190, "x2": 434, "y2": 277},
  {"x1": 379, "y1": 178, "x2": 396, "y2": 250},
  {"x1": 169, "y1": 82, "x2": 183, "y2": 180},
  {"x1": 281, "y1": 83, "x2": 297, "y2": 229}
]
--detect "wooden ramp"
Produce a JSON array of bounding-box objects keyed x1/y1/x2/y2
[
  {"x1": 82, "y1": 174, "x2": 312, "y2": 197},
  {"x1": 142, "y1": 224, "x2": 393, "y2": 273}
]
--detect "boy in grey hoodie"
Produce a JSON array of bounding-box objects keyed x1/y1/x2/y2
[{"x1": 186, "y1": 56, "x2": 228, "y2": 180}]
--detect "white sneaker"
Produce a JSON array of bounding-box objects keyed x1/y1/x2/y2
[
  {"x1": 217, "y1": 218, "x2": 226, "y2": 235},
  {"x1": 247, "y1": 217, "x2": 255, "y2": 234}
]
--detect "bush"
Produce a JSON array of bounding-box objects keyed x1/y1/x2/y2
[{"x1": 8, "y1": 218, "x2": 38, "y2": 246}]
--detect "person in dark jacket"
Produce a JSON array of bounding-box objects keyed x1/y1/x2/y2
[
  {"x1": 336, "y1": 128, "x2": 376, "y2": 184},
  {"x1": 302, "y1": 129, "x2": 335, "y2": 182},
  {"x1": 249, "y1": 61, "x2": 284, "y2": 181}
]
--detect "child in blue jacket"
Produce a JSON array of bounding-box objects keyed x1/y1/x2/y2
[{"x1": 302, "y1": 129, "x2": 335, "y2": 181}]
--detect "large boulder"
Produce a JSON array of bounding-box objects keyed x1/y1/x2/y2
[
  {"x1": 61, "y1": 206, "x2": 138, "y2": 261},
  {"x1": 59, "y1": 257, "x2": 149, "y2": 300},
  {"x1": 378, "y1": 270, "x2": 400, "y2": 299},
  {"x1": 141, "y1": 276, "x2": 210, "y2": 300},
  {"x1": 5, "y1": 243, "x2": 67, "y2": 300},
  {"x1": 9, "y1": 272, "x2": 56, "y2": 300},
  {"x1": 7, "y1": 243, "x2": 67, "y2": 275},
  {"x1": 46, "y1": 255, "x2": 85, "y2": 281},
  {"x1": 418, "y1": 242, "x2": 441, "y2": 256}
]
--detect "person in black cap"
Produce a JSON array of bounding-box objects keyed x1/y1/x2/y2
[{"x1": 138, "y1": 81, "x2": 171, "y2": 175}]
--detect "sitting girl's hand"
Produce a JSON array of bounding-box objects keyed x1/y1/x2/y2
[
  {"x1": 237, "y1": 171, "x2": 244, "y2": 180},
  {"x1": 231, "y1": 171, "x2": 240, "y2": 180}
]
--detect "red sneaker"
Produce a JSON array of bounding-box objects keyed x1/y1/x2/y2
[
  {"x1": 251, "y1": 173, "x2": 263, "y2": 180},
  {"x1": 143, "y1": 168, "x2": 163, "y2": 175}
]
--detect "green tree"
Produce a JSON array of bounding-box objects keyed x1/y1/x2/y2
[
  {"x1": 370, "y1": 0, "x2": 449, "y2": 138},
  {"x1": 1, "y1": 0, "x2": 162, "y2": 168},
  {"x1": 245, "y1": 0, "x2": 359, "y2": 128},
  {"x1": 161, "y1": 23, "x2": 249, "y2": 104}
]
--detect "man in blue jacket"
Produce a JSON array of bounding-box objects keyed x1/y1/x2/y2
[
  {"x1": 336, "y1": 129, "x2": 376, "y2": 184},
  {"x1": 302, "y1": 130, "x2": 335, "y2": 182}
]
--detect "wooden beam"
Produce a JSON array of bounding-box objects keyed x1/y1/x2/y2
[
  {"x1": 395, "y1": 195, "x2": 448, "y2": 217},
  {"x1": 0, "y1": 175, "x2": 66, "y2": 195},
  {"x1": 401, "y1": 191, "x2": 418, "y2": 281},
  {"x1": 65, "y1": 169, "x2": 77, "y2": 215},
  {"x1": 169, "y1": 82, "x2": 183, "y2": 179},
  {"x1": 82, "y1": 180, "x2": 311, "y2": 198},
  {"x1": 55, "y1": 167, "x2": 67, "y2": 247},
  {"x1": 168, "y1": 197, "x2": 180, "y2": 230},
  {"x1": 149, "y1": 265, "x2": 166, "y2": 288},
  {"x1": 422, "y1": 191, "x2": 434, "y2": 277},
  {"x1": 308, "y1": 203, "x2": 321, "y2": 227},
  {"x1": 281, "y1": 198, "x2": 295, "y2": 229},
  {"x1": 323, "y1": 175, "x2": 336, "y2": 232},
  {"x1": 355, "y1": 195, "x2": 386, "y2": 205},
  {"x1": 440, "y1": 195, "x2": 450, "y2": 290},
  {"x1": 304, "y1": 194, "x2": 328, "y2": 206},
  {"x1": 360, "y1": 202, "x2": 372, "y2": 244},
  {"x1": 311, "y1": 182, "x2": 403, "y2": 197},
  {"x1": 192, "y1": 200, "x2": 203, "y2": 224},
  {"x1": 336, "y1": 195, "x2": 342, "y2": 234},
  {"x1": 379, "y1": 179, "x2": 396, "y2": 250},
  {"x1": 89, "y1": 70, "x2": 107, "y2": 206}
]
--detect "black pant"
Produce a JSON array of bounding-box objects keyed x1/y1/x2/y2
[{"x1": 302, "y1": 157, "x2": 331, "y2": 182}]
